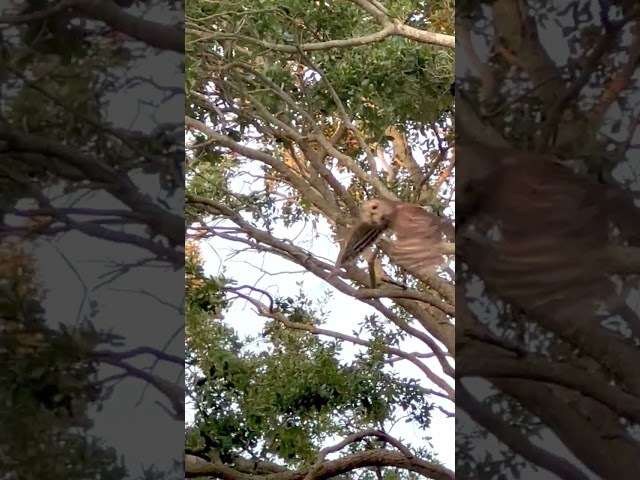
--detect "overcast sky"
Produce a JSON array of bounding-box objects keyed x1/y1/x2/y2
[
  {"x1": 184, "y1": 143, "x2": 456, "y2": 469},
  {"x1": 14, "y1": 4, "x2": 186, "y2": 478}
]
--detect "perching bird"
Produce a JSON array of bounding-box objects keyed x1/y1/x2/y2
[{"x1": 329, "y1": 199, "x2": 454, "y2": 280}]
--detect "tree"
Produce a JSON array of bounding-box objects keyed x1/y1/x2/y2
[
  {"x1": 457, "y1": 2, "x2": 640, "y2": 479},
  {"x1": 185, "y1": 1, "x2": 455, "y2": 479},
  {"x1": 0, "y1": 1, "x2": 183, "y2": 478}
]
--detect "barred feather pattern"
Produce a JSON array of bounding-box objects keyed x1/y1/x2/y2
[
  {"x1": 334, "y1": 199, "x2": 452, "y2": 279},
  {"x1": 466, "y1": 152, "x2": 614, "y2": 317},
  {"x1": 391, "y1": 203, "x2": 452, "y2": 278}
]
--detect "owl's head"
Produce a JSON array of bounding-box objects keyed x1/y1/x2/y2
[{"x1": 360, "y1": 199, "x2": 394, "y2": 225}]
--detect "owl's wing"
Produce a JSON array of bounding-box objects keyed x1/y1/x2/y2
[
  {"x1": 391, "y1": 207, "x2": 450, "y2": 278},
  {"x1": 469, "y1": 158, "x2": 613, "y2": 318},
  {"x1": 334, "y1": 222, "x2": 388, "y2": 268}
]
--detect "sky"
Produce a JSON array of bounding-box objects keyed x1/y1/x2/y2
[
  {"x1": 198, "y1": 224, "x2": 456, "y2": 468},
  {"x1": 185, "y1": 143, "x2": 456, "y2": 470},
  {"x1": 3, "y1": 3, "x2": 185, "y2": 479}
]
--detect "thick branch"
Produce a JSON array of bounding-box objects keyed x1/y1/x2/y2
[{"x1": 186, "y1": 449, "x2": 454, "y2": 480}]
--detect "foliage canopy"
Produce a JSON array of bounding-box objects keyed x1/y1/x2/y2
[{"x1": 185, "y1": 1, "x2": 455, "y2": 479}]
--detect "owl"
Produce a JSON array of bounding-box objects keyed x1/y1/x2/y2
[{"x1": 331, "y1": 199, "x2": 453, "y2": 279}]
